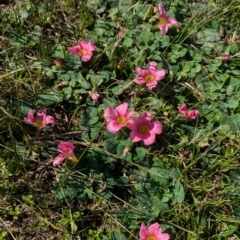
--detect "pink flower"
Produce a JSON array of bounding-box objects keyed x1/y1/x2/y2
[
  {"x1": 158, "y1": 3, "x2": 178, "y2": 36},
  {"x1": 127, "y1": 112, "x2": 163, "y2": 145},
  {"x1": 134, "y1": 61, "x2": 166, "y2": 90},
  {"x1": 53, "y1": 141, "x2": 77, "y2": 167},
  {"x1": 104, "y1": 103, "x2": 136, "y2": 133},
  {"x1": 55, "y1": 59, "x2": 62, "y2": 69},
  {"x1": 199, "y1": 142, "x2": 210, "y2": 148},
  {"x1": 67, "y1": 40, "x2": 96, "y2": 62},
  {"x1": 139, "y1": 222, "x2": 170, "y2": 240},
  {"x1": 216, "y1": 53, "x2": 232, "y2": 61},
  {"x1": 177, "y1": 103, "x2": 199, "y2": 120},
  {"x1": 24, "y1": 109, "x2": 55, "y2": 129},
  {"x1": 89, "y1": 92, "x2": 100, "y2": 101}
]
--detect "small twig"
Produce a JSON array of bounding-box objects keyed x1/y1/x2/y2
[
  {"x1": 0, "y1": 217, "x2": 17, "y2": 240},
  {"x1": 30, "y1": 130, "x2": 86, "y2": 140}
]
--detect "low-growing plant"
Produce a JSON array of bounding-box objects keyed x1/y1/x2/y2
[{"x1": 1, "y1": 0, "x2": 240, "y2": 239}]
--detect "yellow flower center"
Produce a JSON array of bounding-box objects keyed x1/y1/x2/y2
[
  {"x1": 139, "y1": 125, "x2": 149, "y2": 134},
  {"x1": 34, "y1": 119, "x2": 44, "y2": 128},
  {"x1": 145, "y1": 74, "x2": 154, "y2": 83},
  {"x1": 159, "y1": 17, "x2": 168, "y2": 26},
  {"x1": 117, "y1": 116, "x2": 126, "y2": 124},
  {"x1": 79, "y1": 49, "x2": 87, "y2": 55},
  {"x1": 147, "y1": 236, "x2": 156, "y2": 240}
]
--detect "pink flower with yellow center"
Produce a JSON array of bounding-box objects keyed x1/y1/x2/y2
[
  {"x1": 139, "y1": 222, "x2": 170, "y2": 240},
  {"x1": 67, "y1": 40, "x2": 96, "y2": 62},
  {"x1": 128, "y1": 112, "x2": 163, "y2": 145},
  {"x1": 177, "y1": 103, "x2": 199, "y2": 120},
  {"x1": 134, "y1": 61, "x2": 166, "y2": 90},
  {"x1": 158, "y1": 3, "x2": 178, "y2": 36},
  {"x1": 104, "y1": 103, "x2": 136, "y2": 133},
  {"x1": 53, "y1": 141, "x2": 77, "y2": 167},
  {"x1": 24, "y1": 109, "x2": 55, "y2": 129}
]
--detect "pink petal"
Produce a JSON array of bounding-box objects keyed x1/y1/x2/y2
[
  {"x1": 90, "y1": 92, "x2": 100, "y2": 101},
  {"x1": 24, "y1": 109, "x2": 34, "y2": 124},
  {"x1": 125, "y1": 110, "x2": 136, "y2": 119},
  {"x1": 36, "y1": 109, "x2": 47, "y2": 118},
  {"x1": 78, "y1": 41, "x2": 88, "y2": 49},
  {"x1": 188, "y1": 110, "x2": 199, "y2": 119},
  {"x1": 179, "y1": 111, "x2": 187, "y2": 117},
  {"x1": 45, "y1": 116, "x2": 55, "y2": 125},
  {"x1": 86, "y1": 41, "x2": 96, "y2": 51},
  {"x1": 158, "y1": 3, "x2": 166, "y2": 15},
  {"x1": 106, "y1": 121, "x2": 122, "y2": 133},
  {"x1": 155, "y1": 69, "x2": 166, "y2": 80},
  {"x1": 147, "y1": 61, "x2": 157, "y2": 70},
  {"x1": 168, "y1": 18, "x2": 178, "y2": 25},
  {"x1": 140, "y1": 112, "x2": 152, "y2": 121},
  {"x1": 79, "y1": 40, "x2": 96, "y2": 52},
  {"x1": 104, "y1": 108, "x2": 118, "y2": 121},
  {"x1": 58, "y1": 141, "x2": 74, "y2": 153},
  {"x1": 139, "y1": 223, "x2": 148, "y2": 239},
  {"x1": 67, "y1": 46, "x2": 81, "y2": 54},
  {"x1": 142, "y1": 132, "x2": 155, "y2": 145},
  {"x1": 148, "y1": 222, "x2": 161, "y2": 234},
  {"x1": 134, "y1": 77, "x2": 145, "y2": 84},
  {"x1": 53, "y1": 154, "x2": 66, "y2": 167},
  {"x1": 222, "y1": 54, "x2": 232, "y2": 61},
  {"x1": 160, "y1": 25, "x2": 168, "y2": 36},
  {"x1": 24, "y1": 118, "x2": 33, "y2": 125},
  {"x1": 146, "y1": 80, "x2": 158, "y2": 89},
  {"x1": 178, "y1": 103, "x2": 187, "y2": 112},
  {"x1": 115, "y1": 102, "x2": 128, "y2": 116},
  {"x1": 81, "y1": 53, "x2": 93, "y2": 62},
  {"x1": 161, "y1": 233, "x2": 170, "y2": 240},
  {"x1": 136, "y1": 66, "x2": 144, "y2": 75},
  {"x1": 130, "y1": 131, "x2": 143, "y2": 142},
  {"x1": 152, "y1": 121, "x2": 163, "y2": 134},
  {"x1": 127, "y1": 119, "x2": 138, "y2": 131}
]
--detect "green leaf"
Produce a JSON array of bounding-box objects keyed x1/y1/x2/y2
[
  {"x1": 87, "y1": 71, "x2": 104, "y2": 86},
  {"x1": 111, "y1": 231, "x2": 127, "y2": 240},
  {"x1": 104, "y1": 139, "x2": 117, "y2": 152},
  {"x1": 148, "y1": 97, "x2": 163, "y2": 109},
  {"x1": 59, "y1": 73, "x2": 71, "y2": 81},
  {"x1": 123, "y1": 36, "x2": 133, "y2": 48},
  {"x1": 79, "y1": 80, "x2": 91, "y2": 90},
  {"x1": 227, "y1": 98, "x2": 239, "y2": 109},
  {"x1": 160, "y1": 35, "x2": 170, "y2": 48},
  {"x1": 70, "y1": 220, "x2": 78, "y2": 233},
  {"x1": 103, "y1": 97, "x2": 118, "y2": 107},
  {"x1": 58, "y1": 218, "x2": 69, "y2": 226},
  {"x1": 37, "y1": 90, "x2": 63, "y2": 105},
  {"x1": 196, "y1": 28, "x2": 221, "y2": 43},
  {"x1": 138, "y1": 31, "x2": 154, "y2": 44},
  {"x1": 133, "y1": 147, "x2": 146, "y2": 161},
  {"x1": 153, "y1": 201, "x2": 169, "y2": 212},
  {"x1": 11, "y1": 98, "x2": 32, "y2": 115},
  {"x1": 88, "y1": 116, "x2": 99, "y2": 125},
  {"x1": 221, "y1": 225, "x2": 238, "y2": 237},
  {"x1": 172, "y1": 181, "x2": 185, "y2": 204},
  {"x1": 229, "y1": 114, "x2": 240, "y2": 133},
  {"x1": 111, "y1": 86, "x2": 123, "y2": 95},
  {"x1": 100, "y1": 190, "x2": 112, "y2": 200}
]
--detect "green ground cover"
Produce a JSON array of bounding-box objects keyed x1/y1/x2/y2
[{"x1": 1, "y1": 0, "x2": 240, "y2": 239}]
